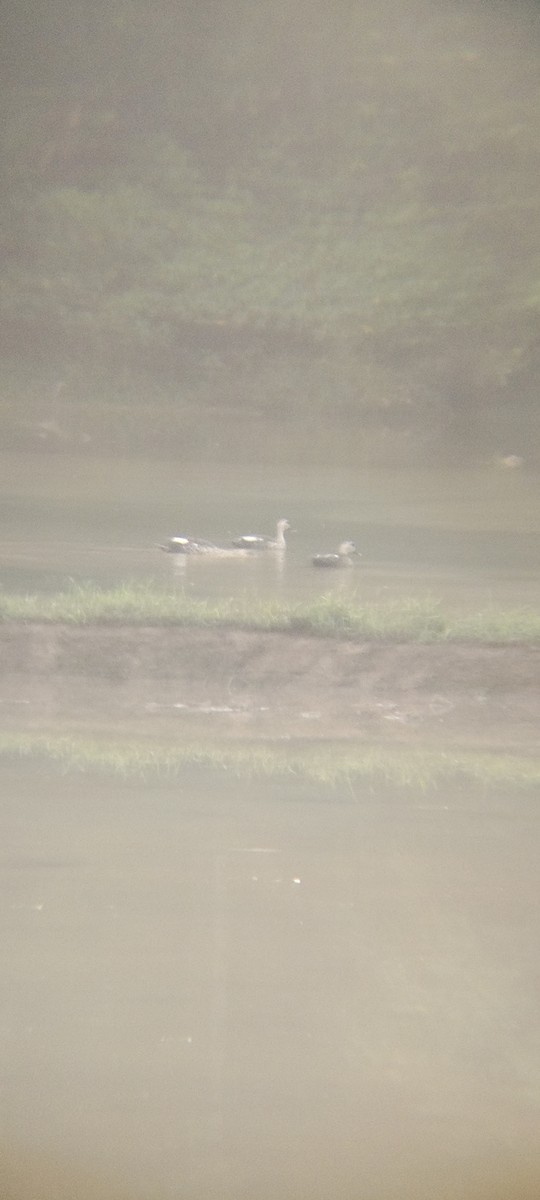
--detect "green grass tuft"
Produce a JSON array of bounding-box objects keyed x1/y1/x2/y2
[
  {"x1": 0, "y1": 731, "x2": 539, "y2": 790},
  {"x1": 0, "y1": 582, "x2": 539, "y2": 642}
]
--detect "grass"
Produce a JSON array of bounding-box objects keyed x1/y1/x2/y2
[
  {"x1": 0, "y1": 730, "x2": 539, "y2": 790},
  {"x1": 0, "y1": 582, "x2": 539, "y2": 642}
]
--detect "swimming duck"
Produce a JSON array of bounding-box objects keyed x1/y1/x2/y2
[
  {"x1": 158, "y1": 536, "x2": 217, "y2": 554},
  {"x1": 232, "y1": 518, "x2": 290, "y2": 550},
  {"x1": 158, "y1": 536, "x2": 251, "y2": 558},
  {"x1": 312, "y1": 540, "x2": 358, "y2": 568}
]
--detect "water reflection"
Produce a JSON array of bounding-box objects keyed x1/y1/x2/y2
[
  {"x1": 2, "y1": 764, "x2": 539, "y2": 1200},
  {"x1": 171, "y1": 542, "x2": 288, "y2": 588},
  {"x1": 0, "y1": 452, "x2": 539, "y2": 608}
]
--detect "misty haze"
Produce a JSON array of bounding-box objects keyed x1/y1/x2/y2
[{"x1": 1, "y1": 2, "x2": 540, "y2": 1198}]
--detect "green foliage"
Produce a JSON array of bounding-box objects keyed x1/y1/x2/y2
[
  {"x1": 1, "y1": 730, "x2": 539, "y2": 790},
  {"x1": 2, "y1": 0, "x2": 540, "y2": 452},
  {"x1": 1, "y1": 583, "x2": 539, "y2": 642}
]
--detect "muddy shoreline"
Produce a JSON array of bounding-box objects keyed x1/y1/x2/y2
[{"x1": 0, "y1": 623, "x2": 538, "y2": 745}]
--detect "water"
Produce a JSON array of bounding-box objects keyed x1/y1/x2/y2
[
  {"x1": 1, "y1": 764, "x2": 540, "y2": 1200},
  {"x1": 0, "y1": 452, "x2": 539, "y2": 608},
  {"x1": 1, "y1": 450, "x2": 539, "y2": 1199}
]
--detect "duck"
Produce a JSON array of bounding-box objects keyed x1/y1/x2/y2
[
  {"x1": 312, "y1": 540, "x2": 358, "y2": 568},
  {"x1": 158, "y1": 535, "x2": 251, "y2": 558},
  {"x1": 232, "y1": 518, "x2": 290, "y2": 550},
  {"x1": 158, "y1": 536, "x2": 217, "y2": 554}
]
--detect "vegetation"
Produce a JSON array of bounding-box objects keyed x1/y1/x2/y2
[
  {"x1": 2, "y1": 0, "x2": 540, "y2": 459},
  {"x1": 1, "y1": 730, "x2": 539, "y2": 790},
  {"x1": 0, "y1": 582, "x2": 539, "y2": 642}
]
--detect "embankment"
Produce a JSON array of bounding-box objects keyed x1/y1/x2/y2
[{"x1": 0, "y1": 623, "x2": 538, "y2": 744}]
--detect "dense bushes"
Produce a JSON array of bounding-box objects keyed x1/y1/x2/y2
[{"x1": 2, "y1": 0, "x2": 540, "y2": 457}]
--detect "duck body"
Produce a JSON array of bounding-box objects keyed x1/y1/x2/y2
[
  {"x1": 312, "y1": 540, "x2": 358, "y2": 568},
  {"x1": 158, "y1": 536, "x2": 251, "y2": 558},
  {"x1": 232, "y1": 518, "x2": 290, "y2": 550},
  {"x1": 158, "y1": 536, "x2": 218, "y2": 555}
]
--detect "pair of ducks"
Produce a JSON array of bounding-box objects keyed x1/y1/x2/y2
[
  {"x1": 160, "y1": 520, "x2": 358, "y2": 568},
  {"x1": 160, "y1": 518, "x2": 290, "y2": 558}
]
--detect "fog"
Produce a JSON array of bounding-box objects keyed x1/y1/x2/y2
[
  {"x1": 2, "y1": 2, "x2": 540, "y2": 1198},
  {"x1": 2, "y1": 0, "x2": 540, "y2": 460},
  {"x1": 2, "y1": 769, "x2": 540, "y2": 1200}
]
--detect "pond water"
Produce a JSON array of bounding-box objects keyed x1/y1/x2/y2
[
  {"x1": 1, "y1": 450, "x2": 539, "y2": 1199},
  {"x1": 1, "y1": 763, "x2": 540, "y2": 1200},
  {"x1": 0, "y1": 452, "x2": 539, "y2": 609}
]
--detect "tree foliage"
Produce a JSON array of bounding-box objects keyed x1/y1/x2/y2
[{"x1": 2, "y1": 0, "x2": 540, "y2": 453}]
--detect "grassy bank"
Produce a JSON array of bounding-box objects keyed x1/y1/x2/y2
[
  {"x1": 0, "y1": 583, "x2": 539, "y2": 643},
  {"x1": 1, "y1": 731, "x2": 539, "y2": 791}
]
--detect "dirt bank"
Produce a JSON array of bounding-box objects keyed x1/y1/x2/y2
[{"x1": 0, "y1": 623, "x2": 538, "y2": 744}]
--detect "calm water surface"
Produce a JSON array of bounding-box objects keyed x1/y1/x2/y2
[
  {"x1": 1, "y1": 764, "x2": 539, "y2": 1200},
  {"x1": 0, "y1": 452, "x2": 539, "y2": 608},
  {"x1": 2, "y1": 450, "x2": 539, "y2": 1198}
]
